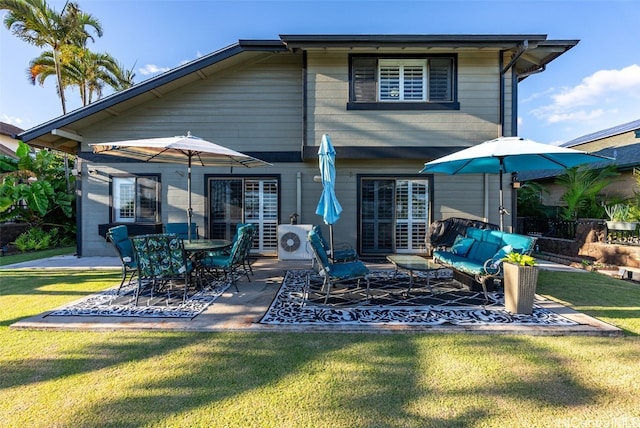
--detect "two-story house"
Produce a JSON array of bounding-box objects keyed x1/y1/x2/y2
[{"x1": 16, "y1": 34, "x2": 578, "y2": 257}]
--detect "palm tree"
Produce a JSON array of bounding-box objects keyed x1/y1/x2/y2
[
  {"x1": 29, "y1": 48, "x2": 135, "y2": 105},
  {"x1": 1, "y1": 0, "x2": 102, "y2": 114}
]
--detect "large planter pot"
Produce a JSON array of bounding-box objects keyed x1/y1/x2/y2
[
  {"x1": 606, "y1": 221, "x2": 638, "y2": 231},
  {"x1": 503, "y1": 262, "x2": 539, "y2": 315}
]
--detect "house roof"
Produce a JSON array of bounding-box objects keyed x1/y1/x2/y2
[
  {"x1": 561, "y1": 118, "x2": 640, "y2": 148},
  {"x1": 280, "y1": 34, "x2": 578, "y2": 79},
  {"x1": 17, "y1": 34, "x2": 578, "y2": 154}
]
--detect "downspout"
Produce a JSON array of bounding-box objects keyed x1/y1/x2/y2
[
  {"x1": 301, "y1": 50, "x2": 308, "y2": 160},
  {"x1": 498, "y1": 41, "x2": 528, "y2": 230},
  {"x1": 511, "y1": 66, "x2": 519, "y2": 230}
]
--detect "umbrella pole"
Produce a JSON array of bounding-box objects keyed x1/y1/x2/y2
[
  {"x1": 187, "y1": 159, "x2": 193, "y2": 242},
  {"x1": 329, "y1": 224, "x2": 335, "y2": 262}
]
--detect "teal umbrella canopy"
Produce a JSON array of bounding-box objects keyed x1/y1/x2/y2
[
  {"x1": 315, "y1": 134, "x2": 343, "y2": 225},
  {"x1": 421, "y1": 136, "x2": 613, "y2": 230}
]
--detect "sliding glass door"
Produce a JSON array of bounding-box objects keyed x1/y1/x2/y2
[
  {"x1": 209, "y1": 177, "x2": 278, "y2": 253},
  {"x1": 360, "y1": 177, "x2": 429, "y2": 254}
]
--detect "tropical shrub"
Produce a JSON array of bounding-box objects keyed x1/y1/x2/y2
[
  {"x1": 555, "y1": 165, "x2": 619, "y2": 220},
  {"x1": 0, "y1": 141, "x2": 75, "y2": 228}
]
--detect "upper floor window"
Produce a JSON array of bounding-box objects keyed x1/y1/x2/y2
[
  {"x1": 349, "y1": 55, "x2": 458, "y2": 110},
  {"x1": 112, "y1": 175, "x2": 160, "y2": 223}
]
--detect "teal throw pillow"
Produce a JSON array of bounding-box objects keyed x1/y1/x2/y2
[{"x1": 451, "y1": 235, "x2": 474, "y2": 257}]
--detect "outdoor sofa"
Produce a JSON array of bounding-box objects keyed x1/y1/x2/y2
[{"x1": 432, "y1": 226, "x2": 537, "y2": 294}]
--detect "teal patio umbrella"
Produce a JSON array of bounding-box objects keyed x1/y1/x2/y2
[
  {"x1": 421, "y1": 136, "x2": 613, "y2": 230},
  {"x1": 315, "y1": 134, "x2": 342, "y2": 255}
]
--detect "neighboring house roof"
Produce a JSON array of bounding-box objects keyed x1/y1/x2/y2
[
  {"x1": 519, "y1": 120, "x2": 640, "y2": 181},
  {"x1": 562, "y1": 118, "x2": 640, "y2": 148},
  {"x1": 592, "y1": 142, "x2": 640, "y2": 170},
  {"x1": 0, "y1": 122, "x2": 23, "y2": 138},
  {"x1": 17, "y1": 34, "x2": 578, "y2": 153},
  {"x1": 0, "y1": 122, "x2": 23, "y2": 159}
]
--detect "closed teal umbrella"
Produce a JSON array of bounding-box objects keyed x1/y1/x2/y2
[{"x1": 315, "y1": 134, "x2": 342, "y2": 255}]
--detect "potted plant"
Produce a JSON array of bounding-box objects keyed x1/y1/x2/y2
[
  {"x1": 604, "y1": 203, "x2": 638, "y2": 231},
  {"x1": 502, "y1": 252, "x2": 538, "y2": 315}
]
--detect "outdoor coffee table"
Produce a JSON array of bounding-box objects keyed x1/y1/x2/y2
[{"x1": 386, "y1": 255, "x2": 445, "y2": 295}]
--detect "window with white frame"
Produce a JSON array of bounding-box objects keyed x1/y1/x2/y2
[
  {"x1": 379, "y1": 59, "x2": 426, "y2": 101},
  {"x1": 112, "y1": 175, "x2": 160, "y2": 223},
  {"x1": 349, "y1": 55, "x2": 457, "y2": 109}
]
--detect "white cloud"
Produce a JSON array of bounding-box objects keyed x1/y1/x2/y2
[
  {"x1": 530, "y1": 64, "x2": 640, "y2": 125},
  {"x1": 546, "y1": 108, "x2": 605, "y2": 124},
  {"x1": 1, "y1": 114, "x2": 23, "y2": 127},
  {"x1": 138, "y1": 64, "x2": 171, "y2": 76},
  {"x1": 553, "y1": 64, "x2": 640, "y2": 107}
]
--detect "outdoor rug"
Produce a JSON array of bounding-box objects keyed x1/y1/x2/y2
[
  {"x1": 45, "y1": 278, "x2": 231, "y2": 319},
  {"x1": 259, "y1": 269, "x2": 579, "y2": 326}
]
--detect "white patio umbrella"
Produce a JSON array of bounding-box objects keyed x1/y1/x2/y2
[
  {"x1": 420, "y1": 136, "x2": 613, "y2": 230},
  {"x1": 91, "y1": 132, "x2": 271, "y2": 241}
]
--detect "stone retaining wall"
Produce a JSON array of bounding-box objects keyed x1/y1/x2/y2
[{"x1": 534, "y1": 219, "x2": 640, "y2": 268}]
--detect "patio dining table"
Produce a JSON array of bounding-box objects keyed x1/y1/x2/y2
[{"x1": 183, "y1": 239, "x2": 232, "y2": 288}]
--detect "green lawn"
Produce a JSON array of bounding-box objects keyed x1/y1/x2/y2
[
  {"x1": 0, "y1": 246, "x2": 75, "y2": 267},
  {"x1": 1, "y1": 267, "x2": 640, "y2": 427}
]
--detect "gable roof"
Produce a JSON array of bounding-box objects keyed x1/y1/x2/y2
[
  {"x1": 17, "y1": 34, "x2": 578, "y2": 153},
  {"x1": 18, "y1": 40, "x2": 287, "y2": 153}
]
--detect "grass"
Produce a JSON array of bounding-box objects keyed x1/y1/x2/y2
[
  {"x1": 0, "y1": 246, "x2": 75, "y2": 267},
  {"x1": 1, "y1": 266, "x2": 640, "y2": 427}
]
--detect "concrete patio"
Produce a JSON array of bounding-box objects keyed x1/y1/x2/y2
[{"x1": 4, "y1": 255, "x2": 623, "y2": 336}]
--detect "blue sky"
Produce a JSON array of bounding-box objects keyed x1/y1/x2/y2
[{"x1": 1, "y1": 0, "x2": 639, "y2": 145}]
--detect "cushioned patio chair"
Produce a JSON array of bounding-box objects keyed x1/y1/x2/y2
[
  {"x1": 307, "y1": 228, "x2": 370, "y2": 304},
  {"x1": 165, "y1": 222, "x2": 199, "y2": 240},
  {"x1": 105, "y1": 225, "x2": 137, "y2": 294},
  {"x1": 311, "y1": 225, "x2": 359, "y2": 264},
  {"x1": 206, "y1": 223, "x2": 257, "y2": 276},
  {"x1": 130, "y1": 233, "x2": 194, "y2": 305},
  {"x1": 199, "y1": 224, "x2": 254, "y2": 291}
]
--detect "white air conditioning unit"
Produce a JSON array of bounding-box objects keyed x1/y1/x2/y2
[{"x1": 278, "y1": 224, "x2": 313, "y2": 260}]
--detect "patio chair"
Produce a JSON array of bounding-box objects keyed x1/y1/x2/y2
[
  {"x1": 165, "y1": 222, "x2": 199, "y2": 240},
  {"x1": 311, "y1": 225, "x2": 359, "y2": 263},
  {"x1": 130, "y1": 233, "x2": 194, "y2": 305},
  {"x1": 105, "y1": 225, "x2": 137, "y2": 294},
  {"x1": 206, "y1": 223, "x2": 256, "y2": 275},
  {"x1": 307, "y1": 228, "x2": 370, "y2": 304},
  {"x1": 239, "y1": 223, "x2": 257, "y2": 276},
  {"x1": 199, "y1": 224, "x2": 254, "y2": 291}
]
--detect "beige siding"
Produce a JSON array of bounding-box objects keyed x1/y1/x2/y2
[
  {"x1": 305, "y1": 50, "x2": 503, "y2": 149},
  {"x1": 80, "y1": 54, "x2": 303, "y2": 153},
  {"x1": 79, "y1": 47, "x2": 523, "y2": 256},
  {"x1": 79, "y1": 53, "x2": 304, "y2": 256}
]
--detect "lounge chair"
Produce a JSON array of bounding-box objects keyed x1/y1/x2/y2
[
  {"x1": 306, "y1": 228, "x2": 369, "y2": 304},
  {"x1": 311, "y1": 225, "x2": 359, "y2": 263}
]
